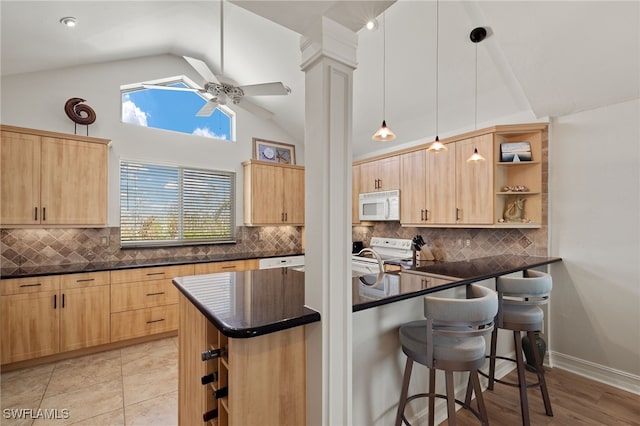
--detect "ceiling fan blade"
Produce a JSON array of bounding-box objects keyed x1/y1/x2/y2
[
  {"x1": 183, "y1": 56, "x2": 219, "y2": 84},
  {"x1": 234, "y1": 98, "x2": 274, "y2": 120},
  {"x1": 238, "y1": 82, "x2": 291, "y2": 97},
  {"x1": 196, "y1": 101, "x2": 219, "y2": 117},
  {"x1": 142, "y1": 84, "x2": 200, "y2": 92}
]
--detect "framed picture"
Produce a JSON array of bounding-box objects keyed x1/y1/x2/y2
[
  {"x1": 253, "y1": 138, "x2": 296, "y2": 165},
  {"x1": 500, "y1": 141, "x2": 532, "y2": 162}
]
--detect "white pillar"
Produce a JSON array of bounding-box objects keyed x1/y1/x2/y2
[{"x1": 300, "y1": 17, "x2": 358, "y2": 426}]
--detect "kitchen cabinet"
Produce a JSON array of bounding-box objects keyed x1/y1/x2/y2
[
  {"x1": 454, "y1": 134, "x2": 494, "y2": 225},
  {"x1": 494, "y1": 125, "x2": 546, "y2": 227},
  {"x1": 59, "y1": 272, "x2": 110, "y2": 352},
  {"x1": 194, "y1": 259, "x2": 259, "y2": 275},
  {"x1": 1, "y1": 276, "x2": 60, "y2": 364},
  {"x1": 359, "y1": 155, "x2": 400, "y2": 192},
  {"x1": 1, "y1": 271, "x2": 110, "y2": 364},
  {"x1": 243, "y1": 160, "x2": 304, "y2": 226},
  {"x1": 0, "y1": 125, "x2": 109, "y2": 226},
  {"x1": 110, "y1": 264, "x2": 193, "y2": 342}
]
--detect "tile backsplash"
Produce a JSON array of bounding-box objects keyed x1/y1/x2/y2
[
  {"x1": 353, "y1": 223, "x2": 548, "y2": 261},
  {"x1": 1, "y1": 226, "x2": 303, "y2": 268}
]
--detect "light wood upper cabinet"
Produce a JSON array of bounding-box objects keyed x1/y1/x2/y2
[
  {"x1": 455, "y1": 134, "x2": 494, "y2": 225},
  {"x1": 359, "y1": 156, "x2": 400, "y2": 192},
  {"x1": 243, "y1": 160, "x2": 304, "y2": 226},
  {"x1": 0, "y1": 125, "x2": 109, "y2": 227},
  {"x1": 400, "y1": 150, "x2": 427, "y2": 224}
]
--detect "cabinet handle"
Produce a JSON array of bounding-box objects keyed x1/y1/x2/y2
[
  {"x1": 76, "y1": 278, "x2": 95, "y2": 283},
  {"x1": 42, "y1": 207, "x2": 46, "y2": 221},
  {"x1": 19, "y1": 283, "x2": 41, "y2": 288},
  {"x1": 34, "y1": 207, "x2": 38, "y2": 221},
  {"x1": 62, "y1": 294, "x2": 65, "y2": 308},
  {"x1": 54, "y1": 294, "x2": 57, "y2": 309},
  {"x1": 420, "y1": 209, "x2": 424, "y2": 221},
  {"x1": 281, "y1": 212, "x2": 285, "y2": 222},
  {"x1": 456, "y1": 208, "x2": 460, "y2": 221},
  {"x1": 425, "y1": 209, "x2": 429, "y2": 221},
  {"x1": 378, "y1": 179, "x2": 382, "y2": 189},
  {"x1": 146, "y1": 272, "x2": 165, "y2": 276},
  {"x1": 221, "y1": 265, "x2": 237, "y2": 269},
  {"x1": 146, "y1": 292, "x2": 165, "y2": 296},
  {"x1": 284, "y1": 212, "x2": 288, "y2": 222},
  {"x1": 146, "y1": 318, "x2": 165, "y2": 324}
]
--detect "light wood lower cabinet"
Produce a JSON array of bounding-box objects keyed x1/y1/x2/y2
[
  {"x1": 0, "y1": 272, "x2": 110, "y2": 364},
  {"x1": 110, "y1": 264, "x2": 193, "y2": 342},
  {"x1": 1, "y1": 275, "x2": 60, "y2": 364},
  {"x1": 59, "y1": 272, "x2": 110, "y2": 352},
  {"x1": 178, "y1": 293, "x2": 306, "y2": 426}
]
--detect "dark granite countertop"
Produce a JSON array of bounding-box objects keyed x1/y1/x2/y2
[
  {"x1": 0, "y1": 250, "x2": 304, "y2": 279},
  {"x1": 173, "y1": 268, "x2": 320, "y2": 338},
  {"x1": 352, "y1": 255, "x2": 562, "y2": 312}
]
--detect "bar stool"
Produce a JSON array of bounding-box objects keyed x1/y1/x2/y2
[
  {"x1": 472, "y1": 270, "x2": 553, "y2": 425},
  {"x1": 395, "y1": 284, "x2": 498, "y2": 426}
]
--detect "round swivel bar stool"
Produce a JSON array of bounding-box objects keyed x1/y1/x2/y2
[
  {"x1": 395, "y1": 284, "x2": 498, "y2": 426},
  {"x1": 469, "y1": 270, "x2": 553, "y2": 426}
]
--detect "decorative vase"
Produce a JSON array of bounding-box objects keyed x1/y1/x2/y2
[{"x1": 522, "y1": 332, "x2": 547, "y2": 367}]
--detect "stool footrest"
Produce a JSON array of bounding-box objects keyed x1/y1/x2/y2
[
  {"x1": 401, "y1": 392, "x2": 487, "y2": 426},
  {"x1": 479, "y1": 355, "x2": 545, "y2": 389}
]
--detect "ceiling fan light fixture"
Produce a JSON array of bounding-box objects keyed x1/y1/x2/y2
[
  {"x1": 372, "y1": 120, "x2": 396, "y2": 141},
  {"x1": 366, "y1": 18, "x2": 378, "y2": 31},
  {"x1": 59, "y1": 16, "x2": 77, "y2": 27},
  {"x1": 427, "y1": 136, "x2": 448, "y2": 152}
]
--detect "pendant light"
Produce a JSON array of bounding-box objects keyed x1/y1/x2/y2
[
  {"x1": 372, "y1": 12, "x2": 396, "y2": 141},
  {"x1": 427, "y1": 0, "x2": 447, "y2": 153},
  {"x1": 466, "y1": 27, "x2": 487, "y2": 163}
]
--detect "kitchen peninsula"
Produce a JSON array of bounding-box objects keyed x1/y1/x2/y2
[{"x1": 173, "y1": 254, "x2": 560, "y2": 425}]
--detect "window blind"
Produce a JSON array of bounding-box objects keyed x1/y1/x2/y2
[{"x1": 120, "y1": 160, "x2": 235, "y2": 247}]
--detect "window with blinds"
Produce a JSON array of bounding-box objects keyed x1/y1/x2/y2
[{"x1": 120, "y1": 160, "x2": 235, "y2": 247}]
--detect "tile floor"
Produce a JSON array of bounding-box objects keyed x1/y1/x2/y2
[{"x1": 1, "y1": 337, "x2": 178, "y2": 426}]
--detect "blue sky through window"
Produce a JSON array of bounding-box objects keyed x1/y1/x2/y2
[{"x1": 121, "y1": 81, "x2": 233, "y2": 140}]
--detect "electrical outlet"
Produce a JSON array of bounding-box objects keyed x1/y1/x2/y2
[
  {"x1": 101, "y1": 236, "x2": 109, "y2": 246},
  {"x1": 465, "y1": 239, "x2": 471, "y2": 247}
]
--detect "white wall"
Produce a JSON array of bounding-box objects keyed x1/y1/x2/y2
[
  {"x1": 549, "y1": 98, "x2": 640, "y2": 390},
  {"x1": 1, "y1": 54, "x2": 303, "y2": 227}
]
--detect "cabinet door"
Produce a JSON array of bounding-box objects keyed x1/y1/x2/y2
[
  {"x1": 377, "y1": 156, "x2": 400, "y2": 190},
  {"x1": 248, "y1": 164, "x2": 285, "y2": 224},
  {"x1": 455, "y1": 135, "x2": 494, "y2": 224},
  {"x1": 427, "y1": 144, "x2": 457, "y2": 224},
  {"x1": 0, "y1": 131, "x2": 41, "y2": 225},
  {"x1": 359, "y1": 161, "x2": 379, "y2": 193},
  {"x1": 400, "y1": 150, "x2": 427, "y2": 224},
  {"x1": 60, "y1": 285, "x2": 110, "y2": 352},
  {"x1": 1, "y1": 291, "x2": 59, "y2": 364},
  {"x1": 282, "y1": 167, "x2": 304, "y2": 224},
  {"x1": 40, "y1": 137, "x2": 108, "y2": 225}
]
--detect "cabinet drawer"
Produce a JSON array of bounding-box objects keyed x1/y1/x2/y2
[
  {"x1": 60, "y1": 271, "x2": 110, "y2": 290},
  {"x1": 1, "y1": 275, "x2": 60, "y2": 295},
  {"x1": 110, "y1": 265, "x2": 194, "y2": 284},
  {"x1": 193, "y1": 259, "x2": 259, "y2": 275},
  {"x1": 111, "y1": 280, "x2": 178, "y2": 313},
  {"x1": 111, "y1": 305, "x2": 178, "y2": 342}
]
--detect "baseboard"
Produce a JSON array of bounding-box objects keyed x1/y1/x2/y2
[{"x1": 550, "y1": 351, "x2": 640, "y2": 395}]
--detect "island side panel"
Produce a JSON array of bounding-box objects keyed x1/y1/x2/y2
[{"x1": 228, "y1": 326, "x2": 306, "y2": 426}]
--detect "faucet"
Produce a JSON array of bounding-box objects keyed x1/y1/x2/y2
[{"x1": 357, "y1": 248, "x2": 385, "y2": 276}]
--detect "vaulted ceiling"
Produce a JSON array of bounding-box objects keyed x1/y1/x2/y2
[{"x1": 1, "y1": 1, "x2": 638, "y2": 158}]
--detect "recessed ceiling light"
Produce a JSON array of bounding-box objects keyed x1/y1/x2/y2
[
  {"x1": 365, "y1": 19, "x2": 378, "y2": 31},
  {"x1": 60, "y1": 17, "x2": 77, "y2": 28}
]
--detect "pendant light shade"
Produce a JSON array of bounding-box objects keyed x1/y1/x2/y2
[
  {"x1": 467, "y1": 26, "x2": 487, "y2": 163},
  {"x1": 372, "y1": 13, "x2": 395, "y2": 141},
  {"x1": 427, "y1": 0, "x2": 447, "y2": 153},
  {"x1": 372, "y1": 120, "x2": 396, "y2": 141},
  {"x1": 466, "y1": 147, "x2": 486, "y2": 163}
]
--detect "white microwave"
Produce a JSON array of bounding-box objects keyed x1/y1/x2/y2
[{"x1": 359, "y1": 189, "x2": 400, "y2": 221}]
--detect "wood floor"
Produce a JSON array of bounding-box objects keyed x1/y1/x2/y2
[{"x1": 442, "y1": 367, "x2": 640, "y2": 425}]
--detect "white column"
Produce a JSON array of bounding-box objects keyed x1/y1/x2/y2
[{"x1": 300, "y1": 17, "x2": 358, "y2": 426}]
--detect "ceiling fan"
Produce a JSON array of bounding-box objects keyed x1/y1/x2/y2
[{"x1": 145, "y1": 0, "x2": 290, "y2": 119}]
